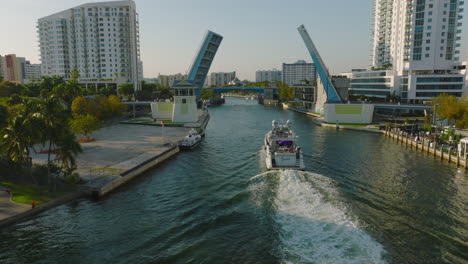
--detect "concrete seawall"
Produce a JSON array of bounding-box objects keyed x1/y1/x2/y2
[
  {"x1": 385, "y1": 130, "x2": 466, "y2": 168},
  {"x1": 0, "y1": 191, "x2": 87, "y2": 230},
  {"x1": 284, "y1": 102, "x2": 464, "y2": 167},
  {"x1": 94, "y1": 145, "x2": 180, "y2": 198},
  {"x1": 282, "y1": 104, "x2": 321, "y2": 118},
  {"x1": 319, "y1": 122, "x2": 384, "y2": 134}
]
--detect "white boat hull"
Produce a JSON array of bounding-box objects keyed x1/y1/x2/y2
[
  {"x1": 179, "y1": 138, "x2": 201, "y2": 150},
  {"x1": 264, "y1": 136, "x2": 305, "y2": 171},
  {"x1": 179, "y1": 130, "x2": 202, "y2": 150}
]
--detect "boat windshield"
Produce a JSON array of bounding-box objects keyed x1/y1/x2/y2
[{"x1": 276, "y1": 140, "x2": 295, "y2": 152}]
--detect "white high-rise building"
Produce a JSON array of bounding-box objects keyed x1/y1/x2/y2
[
  {"x1": 255, "y1": 69, "x2": 282, "y2": 82},
  {"x1": 208, "y1": 71, "x2": 236, "y2": 87},
  {"x1": 372, "y1": 0, "x2": 464, "y2": 72},
  {"x1": 24, "y1": 62, "x2": 42, "y2": 84},
  {"x1": 351, "y1": 0, "x2": 467, "y2": 103},
  {"x1": 37, "y1": 1, "x2": 142, "y2": 89},
  {"x1": 282, "y1": 60, "x2": 316, "y2": 86},
  {"x1": 158, "y1": 73, "x2": 187, "y2": 87}
]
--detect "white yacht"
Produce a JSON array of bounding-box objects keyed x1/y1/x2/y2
[
  {"x1": 264, "y1": 120, "x2": 305, "y2": 170},
  {"x1": 179, "y1": 129, "x2": 202, "y2": 150}
]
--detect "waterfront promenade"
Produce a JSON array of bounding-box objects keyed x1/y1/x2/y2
[
  {"x1": 0, "y1": 188, "x2": 29, "y2": 221},
  {"x1": 31, "y1": 124, "x2": 190, "y2": 187}
]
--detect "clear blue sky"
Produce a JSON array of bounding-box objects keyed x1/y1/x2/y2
[{"x1": 1, "y1": 0, "x2": 467, "y2": 80}]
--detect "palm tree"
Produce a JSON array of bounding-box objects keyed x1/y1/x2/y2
[
  {"x1": 0, "y1": 102, "x2": 42, "y2": 183},
  {"x1": 1, "y1": 115, "x2": 33, "y2": 164},
  {"x1": 54, "y1": 131, "x2": 82, "y2": 190},
  {"x1": 31, "y1": 95, "x2": 69, "y2": 190},
  {"x1": 55, "y1": 132, "x2": 81, "y2": 170}
]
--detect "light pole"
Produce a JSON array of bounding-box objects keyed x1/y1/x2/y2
[{"x1": 133, "y1": 92, "x2": 136, "y2": 120}]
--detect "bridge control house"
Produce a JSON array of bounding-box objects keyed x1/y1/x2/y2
[{"x1": 150, "y1": 80, "x2": 199, "y2": 123}]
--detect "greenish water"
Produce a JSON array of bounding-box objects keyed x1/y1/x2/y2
[{"x1": 1, "y1": 97, "x2": 467, "y2": 263}]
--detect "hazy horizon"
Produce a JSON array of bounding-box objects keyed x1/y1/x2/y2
[{"x1": 1, "y1": 0, "x2": 467, "y2": 81}]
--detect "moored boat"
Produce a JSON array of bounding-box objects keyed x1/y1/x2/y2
[{"x1": 179, "y1": 129, "x2": 202, "y2": 150}]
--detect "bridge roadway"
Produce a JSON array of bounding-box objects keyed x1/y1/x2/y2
[
  {"x1": 210, "y1": 86, "x2": 266, "y2": 94},
  {"x1": 124, "y1": 100, "x2": 432, "y2": 111}
]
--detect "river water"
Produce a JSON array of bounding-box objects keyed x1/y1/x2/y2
[{"x1": 1, "y1": 97, "x2": 467, "y2": 264}]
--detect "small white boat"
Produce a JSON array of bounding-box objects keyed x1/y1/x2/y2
[
  {"x1": 264, "y1": 120, "x2": 305, "y2": 170},
  {"x1": 179, "y1": 129, "x2": 202, "y2": 150}
]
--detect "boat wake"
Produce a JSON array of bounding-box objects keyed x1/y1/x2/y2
[{"x1": 249, "y1": 170, "x2": 387, "y2": 264}]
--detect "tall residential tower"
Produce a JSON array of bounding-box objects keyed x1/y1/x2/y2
[
  {"x1": 351, "y1": 0, "x2": 467, "y2": 103},
  {"x1": 282, "y1": 60, "x2": 316, "y2": 86},
  {"x1": 38, "y1": 1, "x2": 142, "y2": 89},
  {"x1": 255, "y1": 69, "x2": 282, "y2": 82}
]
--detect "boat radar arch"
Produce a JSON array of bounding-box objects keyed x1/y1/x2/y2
[{"x1": 272, "y1": 120, "x2": 278, "y2": 128}]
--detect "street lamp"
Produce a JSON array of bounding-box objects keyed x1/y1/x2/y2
[{"x1": 133, "y1": 92, "x2": 136, "y2": 120}]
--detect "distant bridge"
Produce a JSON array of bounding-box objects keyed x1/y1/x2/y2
[
  {"x1": 210, "y1": 86, "x2": 267, "y2": 94},
  {"x1": 373, "y1": 103, "x2": 431, "y2": 111}
]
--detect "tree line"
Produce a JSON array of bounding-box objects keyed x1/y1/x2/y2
[
  {"x1": 432, "y1": 94, "x2": 468, "y2": 129},
  {"x1": 117, "y1": 81, "x2": 173, "y2": 101},
  {"x1": 0, "y1": 70, "x2": 128, "y2": 191}
]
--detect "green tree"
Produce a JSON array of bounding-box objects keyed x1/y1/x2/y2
[
  {"x1": 38, "y1": 76, "x2": 65, "y2": 94},
  {"x1": 108, "y1": 95, "x2": 127, "y2": 116},
  {"x1": 70, "y1": 114, "x2": 101, "y2": 138},
  {"x1": 135, "y1": 90, "x2": 153, "y2": 101},
  {"x1": 200, "y1": 88, "x2": 214, "y2": 100},
  {"x1": 142, "y1": 82, "x2": 157, "y2": 93},
  {"x1": 95, "y1": 95, "x2": 113, "y2": 120},
  {"x1": 71, "y1": 96, "x2": 93, "y2": 116},
  {"x1": 1, "y1": 115, "x2": 34, "y2": 164},
  {"x1": 98, "y1": 86, "x2": 116, "y2": 96},
  {"x1": 432, "y1": 94, "x2": 468, "y2": 128},
  {"x1": 31, "y1": 95, "x2": 69, "y2": 189},
  {"x1": 277, "y1": 82, "x2": 294, "y2": 100},
  {"x1": 156, "y1": 86, "x2": 173, "y2": 100},
  {"x1": 118, "y1": 83, "x2": 134, "y2": 100},
  {"x1": 54, "y1": 131, "x2": 82, "y2": 189},
  {"x1": 0, "y1": 104, "x2": 8, "y2": 128},
  {"x1": 52, "y1": 80, "x2": 83, "y2": 106},
  {"x1": 0, "y1": 81, "x2": 25, "y2": 97},
  {"x1": 70, "y1": 68, "x2": 80, "y2": 81}
]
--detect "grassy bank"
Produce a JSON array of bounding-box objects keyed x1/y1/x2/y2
[{"x1": 0, "y1": 181, "x2": 71, "y2": 206}]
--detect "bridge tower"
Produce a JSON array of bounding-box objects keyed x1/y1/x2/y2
[
  {"x1": 297, "y1": 25, "x2": 374, "y2": 124},
  {"x1": 297, "y1": 25, "x2": 342, "y2": 106},
  {"x1": 187, "y1": 31, "x2": 223, "y2": 98}
]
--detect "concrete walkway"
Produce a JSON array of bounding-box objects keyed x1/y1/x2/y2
[
  {"x1": 0, "y1": 188, "x2": 30, "y2": 221},
  {"x1": 31, "y1": 124, "x2": 190, "y2": 188}
]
